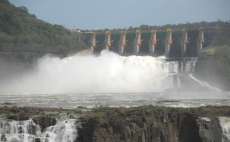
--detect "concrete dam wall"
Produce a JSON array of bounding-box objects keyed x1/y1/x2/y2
[{"x1": 80, "y1": 29, "x2": 206, "y2": 59}]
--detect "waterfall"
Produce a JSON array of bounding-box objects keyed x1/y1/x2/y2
[
  {"x1": 219, "y1": 117, "x2": 230, "y2": 142},
  {"x1": 41, "y1": 119, "x2": 78, "y2": 142},
  {"x1": 0, "y1": 119, "x2": 79, "y2": 142}
]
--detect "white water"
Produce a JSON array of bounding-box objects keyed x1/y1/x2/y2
[
  {"x1": 1, "y1": 50, "x2": 229, "y2": 108},
  {"x1": 0, "y1": 50, "x2": 179, "y2": 95},
  {"x1": 189, "y1": 74, "x2": 222, "y2": 92},
  {"x1": 219, "y1": 117, "x2": 230, "y2": 142},
  {"x1": 0, "y1": 119, "x2": 79, "y2": 142}
]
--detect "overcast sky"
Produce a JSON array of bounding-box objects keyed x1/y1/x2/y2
[{"x1": 9, "y1": 0, "x2": 230, "y2": 29}]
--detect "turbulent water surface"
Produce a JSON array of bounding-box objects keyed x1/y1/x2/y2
[{"x1": 0, "y1": 50, "x2": 229, "y2": 108}]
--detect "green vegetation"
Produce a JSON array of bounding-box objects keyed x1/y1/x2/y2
[
  {"x1": 82, "y1": 21, "x2": 230, "y2": 57},
  {"x1": 1, "y1": 0, "x2": 229, "y2": 59},
  {"x1": 0, "y1": 0, "x2": 86, "y2": 57}
]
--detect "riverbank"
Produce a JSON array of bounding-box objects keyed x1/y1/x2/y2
[{"x1": 1, "y1": 106, "x2": 230, "y2": 142}]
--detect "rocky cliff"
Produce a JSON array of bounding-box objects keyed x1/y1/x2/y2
[
  {"x1": 0, "y1": 106, "x2": 230, "y2": 142},
  {"x1": 78, "y1": 106, "x2": 230, "y2": 142}
]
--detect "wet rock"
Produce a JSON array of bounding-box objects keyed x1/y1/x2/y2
[
  {"x1": 197, "y1": 117, "x2": 222, "y2": 142},
  {"x1": 33, "y1": 116, "x2": 57, "y2": 131},
  {"x1": 78, "y1": 106, "x2": 230, "y2": 142},
  {"x1": 1, "y1": 106, "x2": 230, "y2": 142}
]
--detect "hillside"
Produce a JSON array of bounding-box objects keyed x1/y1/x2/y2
[
  {"x1": 0, "y1": 0, "x2": 86, "y2": 58},
  {"x1": 1, "y1": 0, "x2": 230, "y2": 58}
]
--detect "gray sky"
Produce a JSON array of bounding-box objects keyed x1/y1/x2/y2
[{"x1": 9, "y1": 0, "x2": 230, "y2": 29}]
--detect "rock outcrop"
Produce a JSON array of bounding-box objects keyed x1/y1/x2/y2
[
  {"x1": 78, "y1": 106, "x2": 230, "y2": 142},
  {"x1": 0, "y1": 106, "x2": 230, "y2": 142}
]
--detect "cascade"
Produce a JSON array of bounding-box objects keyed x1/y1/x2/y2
[{"x1": 0, "y1": 119, "x2": 79, "y2": 142}]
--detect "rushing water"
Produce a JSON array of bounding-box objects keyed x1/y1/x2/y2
[
  {"x1": 0, "y1": 119, "x2": 79, "y2": 142},
  {"x1": 219, "y1": 117, "x2": 230, "y2": 142},
  {"x1": 2, "y1": 116, "x2": 230, "y2": 142},
  {"x1": 1, "y1": 51, "x2": 230, "y2": 142},
  {"x1": 0, "y1": 51, "x2": 230, "y2": 108},
  {"x1": 0, "y1": 51, "x2": 175, "y2": 94},
  {"x1": 0, "y1": 50, "x2": 230, "y2": 108}
]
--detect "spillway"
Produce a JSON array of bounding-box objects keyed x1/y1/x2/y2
[
  {"x1": 0, "y1": 50, "x2": 183, "y2": 94},
  {"x1": 0, "y1": 50, "x2": 229, "y2": 108}
]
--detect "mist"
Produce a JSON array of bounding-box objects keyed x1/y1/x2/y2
[
  {"x1": 0, "y1": 50, "x2": 229, "y2": 109},
  {"x1": 0, "y1": 50, "x2": 176, "y2": 94}
]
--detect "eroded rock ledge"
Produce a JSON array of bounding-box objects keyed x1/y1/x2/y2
[{"x1": 0, "y1": 106, "x2": 230, "y2": 142}]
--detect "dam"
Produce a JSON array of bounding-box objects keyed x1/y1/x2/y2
[
  {"x1": 0, "y1": 24, "x2": 228, "y2": 113},
  {"x1": 80, "y1": 29, "x2": 205, "y2": 59},
  {"x1": 0, "y1": 27, "x2": 223, "y2": 95},
  {"x1": 1, "y1": 0, "x2": 230, "y2": 141}
]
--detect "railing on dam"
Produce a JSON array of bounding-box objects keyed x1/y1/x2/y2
[{"x1": 80, "y1": 29, "x2": 205, "y2": 60}]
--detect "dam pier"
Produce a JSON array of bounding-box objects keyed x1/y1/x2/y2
[
  {"x1": 81, "y1": 29, "x2": 205, "y2": 74},
  {"x1": 81, "y1": 29, "x2": 205, "y2": 59}
]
